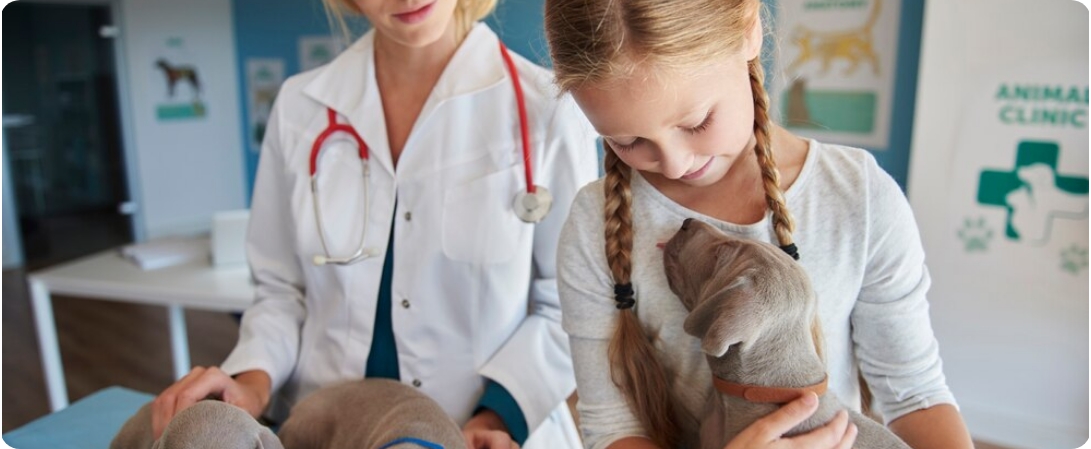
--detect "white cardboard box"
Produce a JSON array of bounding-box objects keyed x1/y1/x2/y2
[{"x1": 211, "y1": 209, "x2": 249, "y2": 267}]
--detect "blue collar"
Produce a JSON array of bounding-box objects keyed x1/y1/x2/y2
[{"x1": 377, "y1": 437, "x2": 446, "y2": 449}]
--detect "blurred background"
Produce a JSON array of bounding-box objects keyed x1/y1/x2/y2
[{"x1": 1, "y1": 0, "x2": 1086, "y2": 448}]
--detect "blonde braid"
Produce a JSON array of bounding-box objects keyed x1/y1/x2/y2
[
  {"x1": 603, "y1": 149, "x2": 635, "y2": 283},
  {"x1": 748, "y1": 59, "x2": 798, "y2": 259},
  {"x1": 750, "y1": 57, "x2": 827, "y2": 362},
  {"x1": 603, "y1": 148, "x2": 681, "y2": 449}
]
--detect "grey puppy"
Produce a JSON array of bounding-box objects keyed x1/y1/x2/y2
[
  {"x1": 663, "y1": 218, "x2": 909, "y2": 449},
  {"x1": 278, "y1": 378, "x2": 468, "y2": 449},
  {"x1": 112, "y1": 379, "x2": 465, "y2": 449},
  {"x1": 112, "y1": 400, "x2": 282, "y2": 449}
]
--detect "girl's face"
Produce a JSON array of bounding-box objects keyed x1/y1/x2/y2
[
  {"x1": 570, "y1": 21, "x2": 764, "y2": 188},
  {"x1": 353, "y1": 0, "x2": 459, "y2": 48}
]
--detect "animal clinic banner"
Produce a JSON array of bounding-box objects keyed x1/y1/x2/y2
[
  {"x1": 770, "y1": 0, "x2": 900, "y2": 149},
  {"x1": 944, "y1": 61, "x2": 1088, "y2": 285}
]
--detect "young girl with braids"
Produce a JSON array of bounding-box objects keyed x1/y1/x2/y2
[{"x1": 548, "y1": 1, "x2": 974, "y2": 448}]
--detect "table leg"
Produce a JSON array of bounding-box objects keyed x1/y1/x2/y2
[
  {"x1": 167, "y1": 305, "x2": 191, "y2": 380},
  {"x1": 29, "y1": 277, "x2": 69, "y2": 411}
]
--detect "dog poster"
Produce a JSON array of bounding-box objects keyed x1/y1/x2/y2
[
  {"x1": 943, "y1": 61, "x2": 1088, "y2": 282},
  {"x1": 245, "y1": 58, "x2": 285, "y2": 152},
  {"x1": 768, "y1": 0, "x2": 901, "y2": 149},
  {"x1": 152, "y1": 36, "x2": 207, "y2": 121}
]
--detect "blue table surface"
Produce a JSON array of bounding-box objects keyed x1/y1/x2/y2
[{"x1": 3, "y1": 386, "x2": 154, "y2": 449}]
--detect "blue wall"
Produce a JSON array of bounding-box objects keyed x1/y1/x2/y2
[
  {"x1": 880, "y1": 0, "x2": 924, "y2": 190},
  {"x1": 233, "y1": 0, "x2": 922, "y2": 197},
  {"x1": 232, "y1": 0, "x2": 331, "y2": 202},
  {"x1": 232, "y1": 0, "x2": 550, "y2": 200}
]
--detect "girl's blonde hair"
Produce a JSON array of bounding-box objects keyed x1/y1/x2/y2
[
  {"x1": 545, "y1": 1, "x2": 807, "y2": 446},
  {"x1": 323, "y1": 0, "x2": 498, "y2": 42}
]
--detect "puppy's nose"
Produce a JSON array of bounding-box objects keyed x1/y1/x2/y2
[{"x1": 681, "y1": 218, "x2": 694, "y2": 231}]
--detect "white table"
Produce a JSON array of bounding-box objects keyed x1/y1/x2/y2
[{"x1": 27, "y1": 238, "x2": 255, "y2": 411}]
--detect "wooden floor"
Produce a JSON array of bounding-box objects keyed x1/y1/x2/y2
[
  {"x1": 2, "y1": 268, "x2": 1016, "y2": 448},
  {"x1": 2, "y1": 268, "x2": 239, "y2": 432}
]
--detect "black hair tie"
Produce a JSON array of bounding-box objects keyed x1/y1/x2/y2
[
  {"x1": 614, "y1": 283, "x2": 636, "y2": 310},
  {"x1": 779, "y1": 243, "x2": 800, "y2": 261}
]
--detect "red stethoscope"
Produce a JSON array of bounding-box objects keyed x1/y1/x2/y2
[{"x1": 309, "y1": 42, "x2": 552, "y2": 266}]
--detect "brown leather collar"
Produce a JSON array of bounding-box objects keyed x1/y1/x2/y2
[{"x1": 713, "y1": 375, "x2": 828, "y2": 403}]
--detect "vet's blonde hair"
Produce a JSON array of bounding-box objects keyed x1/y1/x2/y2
[
  {"x1": 545, "y1": 0, "x2": 806, "y2": 446},
  {"x1": 324, "y1": 0, "x2": 497, "y2": 42}
]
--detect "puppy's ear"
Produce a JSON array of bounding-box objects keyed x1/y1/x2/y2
[{"x1": 682, "y1": 275, "x2": 764, "y2": 357}]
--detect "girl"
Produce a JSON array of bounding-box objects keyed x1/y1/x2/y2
[
  {"x1": 115, "y1": 0, "x2": 597, "y2": 448},
  {"x1": 546, "y1": 1, "x2": 974, "y2": 448}
]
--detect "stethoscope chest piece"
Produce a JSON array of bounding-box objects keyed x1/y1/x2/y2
[{"x1": 513, "y1": 185, "x2": 553, "y2": 223}]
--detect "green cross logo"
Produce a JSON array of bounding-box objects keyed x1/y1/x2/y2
[{"x1": 976, "y1": 140, "x2": 1088, "y2": 244}]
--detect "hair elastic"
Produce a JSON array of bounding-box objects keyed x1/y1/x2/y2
[
  {"x1": 613, "y1": 283, "x2": 636, "y2": 310},
  {"x1": 779, "y1": 243, "x2": 800, "y2": 261}
]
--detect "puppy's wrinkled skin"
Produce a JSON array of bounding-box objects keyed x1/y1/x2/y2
[
  {"x1": 663, "y1": 218, "x2": 909, "y2": 449},
  {"x1": 278, "y1": 379, "x2": 467, "y2": 449},
  {"x1": 111, "y1": 400, "x2": 282, "y2": 449}
]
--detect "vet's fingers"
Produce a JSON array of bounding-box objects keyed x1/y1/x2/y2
[
  {"x1": 484, "y1": 430, "x2": 514, "y2": 449},
  {"x1": 474, "y1": 430, "x2": 516, "y2": 449},
  {"x1": 170, "y1": 367, "x2": 232, "y2": 420},
  {"x1": 783, "y1": 410, "x2": 852, "y2": 449},
  {"x1": 152, "y1": 366, "x2": 208, "y2": 440},
  {"x1": 462, "y1": 431, "x2": 477, "y2": 449},
  {"x1": 752, "y1": 392, "x2": 820, "y2": 440}
]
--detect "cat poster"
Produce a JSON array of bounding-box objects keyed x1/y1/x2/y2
[{"x1": 769, "y1": 0, "x2": 901, "y2": 149}]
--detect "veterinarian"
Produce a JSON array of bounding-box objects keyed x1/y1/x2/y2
[
  {"x1": 112, "y1": 0, "x2": 597, "y2": 448},
  {"x1": 545, "y1": 1, "x2": 974, "y2": 448}
]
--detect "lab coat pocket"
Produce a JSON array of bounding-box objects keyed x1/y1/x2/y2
[{"x1": 442, "y1": 165, "x2": 528, "y2": 264}]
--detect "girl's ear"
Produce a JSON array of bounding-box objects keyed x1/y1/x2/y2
[{"x1": 744, "y1": 13, "x2": 764, "y2": 61}]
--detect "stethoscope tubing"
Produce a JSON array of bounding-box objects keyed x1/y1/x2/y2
[
  {"x1": 309, "y1": 41, "x2": 543, "y2": 266},
  {"x1": 498, "y1": 41, "x2": 535, "y2": 194},
  {"x1": 310, "y1": 108, "x2": 367, "y2": 176}
]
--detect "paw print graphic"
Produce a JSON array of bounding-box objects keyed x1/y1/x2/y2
[
  {"x1": 1060, "y1": 245, "x2": 1089, "y2": 274},
  {"x1": 957, "y1": 217, "x2": 993, "y2": 252}
]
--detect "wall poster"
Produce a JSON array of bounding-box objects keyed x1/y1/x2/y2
[
  {"x1": 770, "y1": 0, "x2": 901, "y2": 149},
  {"x1": 245, "y1": 58, "x2": 286, "y2": 152},
  {"x1": 152, "y1": 36, "x2": 207, "y2": 121}
]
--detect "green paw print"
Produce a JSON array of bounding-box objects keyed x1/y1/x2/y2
[
  {"x1": 1060, "y1": 245, "x2": 1088, "y2": 274},
  {"x1": 957, "y1": 217, "x2": 993, "y2": 252}
]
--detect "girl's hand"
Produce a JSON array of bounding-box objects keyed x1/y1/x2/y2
[
  {"x1": 151, "y1": 367, "x2": 269, "y2": 440},
  {"x1": 724, "y1": 393, "x2": 857, "y2": 449},
  {"x1": 462, "y1": 409, "x2": 519, "y2": 449}
]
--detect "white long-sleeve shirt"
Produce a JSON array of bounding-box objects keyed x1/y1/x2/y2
[{"x1": 557, "y1": 140, "x2": 958, "y2": 449}]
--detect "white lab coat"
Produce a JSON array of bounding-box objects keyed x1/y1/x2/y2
[{"x1": 219, "y1": 24, "x2": 598, "y2": 448}]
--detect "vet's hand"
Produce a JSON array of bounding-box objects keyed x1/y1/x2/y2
[
  {"x1": 463, "y1": 409, "x2": 520, "y2": 449},
  {"x1": 723, "y1": 392, "x2": 857, "y2": 449},
  {"x1": 151, "y1": 367, "x2": 270, "y2": 441}
]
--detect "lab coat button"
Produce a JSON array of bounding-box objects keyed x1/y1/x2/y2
[
  {"x1": 404, "y1": 211, "x2": 412, "y2": 221},
  {"x1": 401, "y1": 299, "x2": 410, "y2": 309},
  {"x1": 412, "y1": 379, "x2": 422, "y2": 387}
]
